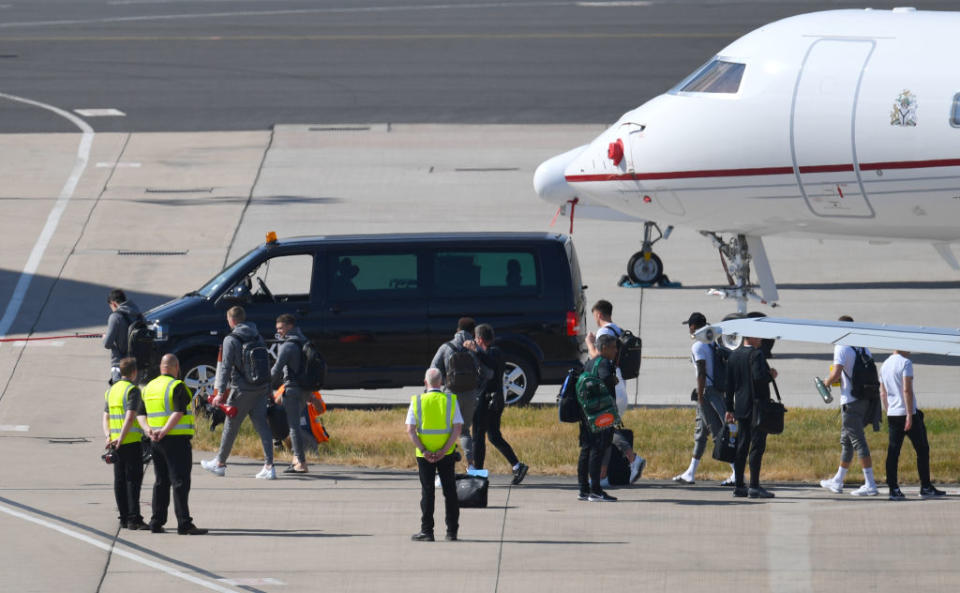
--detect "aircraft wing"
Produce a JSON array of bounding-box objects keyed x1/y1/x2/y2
[{"x1": 697, "y1": 317, "x2": 960, "y2": 356}]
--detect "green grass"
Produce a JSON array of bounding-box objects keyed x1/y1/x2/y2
[{"x1": 193, "y1": 406, "x2": 960, "y2": 485}]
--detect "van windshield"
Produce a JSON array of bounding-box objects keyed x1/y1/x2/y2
[
  {"x1": 674, "y1": 59, "x2": 745, "y2": 94},
  {"x1": 195, "y1": 248, "x2": 262, "y2": 298}
]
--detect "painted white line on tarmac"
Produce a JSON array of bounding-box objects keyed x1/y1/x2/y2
[
  {"x1": 0, "y1": 501, "x2": 243, "y2": 592},
  {"x1": 96, "y1": 161, "x2": 141, "y2": 168},
  {"x1": 0, "y1": 425, "x2": 29, "y2": 431},
  {"x1": 11, "y1": 340, "x2": 64, "y2": 347},
  {"x1": 74, "y1": 108, "x2": 126, "y2": 117},
  {"x1": 0, "y1": 94, "x2": 93, "y2": 339},
  {"x1": 0, "y1": 1, "x2": 573, "y2": 28}
]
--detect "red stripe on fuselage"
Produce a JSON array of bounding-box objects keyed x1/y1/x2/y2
[{"x1": 565, "y1": 157, "x2": 960, "y2": 183}]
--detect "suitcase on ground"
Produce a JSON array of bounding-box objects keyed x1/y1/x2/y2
[{"x1": 455, "y1": 474, "x2": 489, "y2": 508}]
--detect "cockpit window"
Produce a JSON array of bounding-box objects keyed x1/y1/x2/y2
[{"x1": 677, "y1": 60, "x2": 745, "y2": 94}]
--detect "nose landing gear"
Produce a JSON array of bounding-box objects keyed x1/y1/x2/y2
[{"x1": 626, "y1": 221, "x2": 673, "y2": 284}]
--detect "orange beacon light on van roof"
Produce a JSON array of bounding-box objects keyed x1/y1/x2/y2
[{"x1": 265, "y1": 231, "x2": 278, "y2": 244}]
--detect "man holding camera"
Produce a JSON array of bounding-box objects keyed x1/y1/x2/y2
[{"x1": 102, "y1": 357, "x2": 148, "y2": 530}]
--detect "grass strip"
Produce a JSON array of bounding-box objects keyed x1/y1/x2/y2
[{"x1": 193, "y1": 406, "x2": 960, "y2": 484}]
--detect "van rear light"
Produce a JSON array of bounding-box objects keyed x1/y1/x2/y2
[{"x1": 565, "y1": 311, "x2": 580, "y2": 336}]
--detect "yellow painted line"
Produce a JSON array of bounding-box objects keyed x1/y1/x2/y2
[{"x1": 0, "y1": 31, "x2": 738, "y2": 42}]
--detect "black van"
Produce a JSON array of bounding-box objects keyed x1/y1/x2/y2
[{"x1": 143, "y1": 232, "x2": 586, "y2": 405}]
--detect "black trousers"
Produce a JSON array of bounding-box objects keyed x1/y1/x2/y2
[
  {"x1": 886, "y1": 410, "x2": 932, "y2": 489},
  {"x1": 113, "y1": 441, "x2": 144, "y2": 524},
  {"x1": 416, "y1": 454, "x2": 459, "y2": 535},
  {"x1": 733, "y1": 416, "x2": 768, "y2": 489},
  {"x1": 150, "y1": 436, "x2": 193, "y2": 530},
  {"x1": 472, "y1": 395, "x2": 519, "y2": 469},
  {"x1": 577, "y1": 423, "x2": 613, "y2": 494}
]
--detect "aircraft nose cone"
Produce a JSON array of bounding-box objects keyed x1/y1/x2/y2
[{"x1": 533, "y1": 145, "x2": 587, "y2": 203}]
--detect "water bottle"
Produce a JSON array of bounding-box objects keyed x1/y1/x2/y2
[
  {"x1": 814, "y1": 376, "x2": 833, "y2": 404},
  {"x1": 728, "y1": 422, "x2": 738, "y2": 446}
]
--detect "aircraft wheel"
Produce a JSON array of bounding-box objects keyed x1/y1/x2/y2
[{"x1": 626, "y1": 251, "x2": 663, "y2": 284}]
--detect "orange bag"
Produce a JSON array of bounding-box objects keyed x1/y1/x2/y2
[{"x1": 307, "y1": 392, "x2": 329, "y2": 443}]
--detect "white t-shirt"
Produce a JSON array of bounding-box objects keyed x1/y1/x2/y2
[
  {"x1": 691, "y1": 341, "x2": 715, "y2": 388},
  {"x1": 597, "y1": 323, "x2": 629, "y2": 414},
  {"x1": 880, "y1": 353, "x2": 916, "y2": 416},
  {"x1": 834, "y1": 345, "x2": 873, "y2": 405},
  {"x1": 405, "y1": 390, "x2": 464, "y2": 425}
]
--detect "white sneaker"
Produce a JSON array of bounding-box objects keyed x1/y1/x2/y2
[
  {"x1": 629, "y1": 456, "x2": 646, "y2": 483},
  {"x1": 850, "y1": 484, "x2": 878, "y2": 497},
  {"x1": 720, "y1": 473, "x2": 737, "y2": 486},
  {"x1": 255, "y1": 466, "x2": 276, "y2": 480},
  {"x1": 200, "y1": 458, "x2": 225, "y2": 477},
  {"x1": 819, "y1": 479, "x2": 843, "y2": 494},
  {"x1": 672, "y1": 473, "x2": 695, "y2": 485}
]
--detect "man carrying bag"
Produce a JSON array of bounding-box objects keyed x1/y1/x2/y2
[{"x1": 724, "y1": 336, "x2": 779, "y2": 499}]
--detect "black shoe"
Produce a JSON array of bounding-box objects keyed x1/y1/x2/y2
[
  {"x1": 149, "y1": 523, "x2": 164, "y2": 533},
  {"x1": 511, "y1": 463, "x2": 529, "y2": 485},
  {"x1": 411, "y1": 531, "x2": 434, "y2": 542},
  {"x1": 577, "y1": 492, "x2": 590, "y2": 501},
  {"x1": 119, "y1": 520, "x2": 128, "y2": 529},
  {"x1": 733, "y1": 487, "x2": 748, "y2": 498},
  {"x1": 177, "y1": 524, "x2": 208, "y2": 535},
  {"x1": 889, "y1": 487, "x2": 906, "y2": 501},
  {"x1": 919, "y1": 485, "x2": 946, "y2": 499},
  {"x1": 748, "y1": 487, "x2": 775, "y2": 499},
  {"x1": 445, "y1": 532, "x2": 458, "y2": 541},
  {"x1": 127, "y1": 521, "x2": 150, "y2": 531},
  {"x1": 588, "y1": 491, "x2": 617, "y2": 502}
]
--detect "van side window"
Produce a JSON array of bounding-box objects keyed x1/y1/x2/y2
[
  {"x1": 677, "y1": 59, "x2": 745, "y2": 94},
  {"x1": 432, "y1": 251, "x2": 538, "y2": 297},
  {"x1": 328, "y1": 253, "x2": 420, "y2": 300},
  {"x1": 952, "y1": 93, "x2": 960, "y2": 127},
  {"x1": 246, "y1": 253, "x2": 313, "y2": 303}
]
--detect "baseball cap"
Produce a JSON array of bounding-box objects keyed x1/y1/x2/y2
[{"x1": 682, "y1": 312, "x2": 707, "y2": 327}]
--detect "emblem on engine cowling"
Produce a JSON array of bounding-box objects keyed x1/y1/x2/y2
[{"x1": 890, "y1": 89, "x2": 917, "y2": 127}]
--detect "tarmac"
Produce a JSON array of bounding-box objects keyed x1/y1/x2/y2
[{"x1": 2, "y1": 124, "x2": 960, "y2": 592}]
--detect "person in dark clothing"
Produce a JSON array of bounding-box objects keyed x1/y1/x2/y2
[
  {"x1": 103, "y1": 357, "x2": 148, "y2": 530},
  {"x1": 577, "y1": 333, "x2": 618, "y2": 502},
  {"x1": 103, "y1": 289, "x2": 141, "y2": 384},
  {"x1": 469, "y1": 324, "x2": 528, "y2": 485},
  {"x1": 138, "y1": 354, "x2": 206, "y2": 535},
  {"x1": 724, "y1": 336, "x2": 778, "y2": 499}
]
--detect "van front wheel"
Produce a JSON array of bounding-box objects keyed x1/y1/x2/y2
[
  {"x1": 182, "y1": 354, "x2": 218, "y2": 401},
  {"x1": 502, "y1": 355, "x2": 538, "y2": 407}
]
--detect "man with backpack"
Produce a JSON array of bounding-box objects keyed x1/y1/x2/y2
[
  {"x1": 103, "y1": 289, "x2": 142, "y2": 384},
  {"x1": 430, "y1": 317, "x2": 488, "y2": 474},
  {"x1": 270, "y1": 313, "x2": 318, "y2": 474},
  {"x1": 577, "y1": 333, "x2": 620, "y2": 501},
  {"x1": 201, "y1": 306, "x2": 276, "y2": 479},
  {"x1": 673, "y1": 312, "x2": 736, "y2": 486},
  {"x1": 586, "y1": 300, "x2": 645, "y2": 486},
  {"x1": 818, "y1": 316, "x2": 880, "y2": 496}
]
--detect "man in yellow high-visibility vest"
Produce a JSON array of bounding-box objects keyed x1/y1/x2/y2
[
  {"x1": 137, "y1": 353, "x2": 207, "y2": 535},
  {"x1": 406, "y1": 368, "x2": 463, "y2": 542},
  {"x1": 102, "y1": 357, "x2": 148, "y2": 530}
]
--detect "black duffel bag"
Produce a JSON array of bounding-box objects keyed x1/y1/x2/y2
[
  {"x1": 753, "y1": 379, "x2": 786, "y2": 435},
  {"x1": 455, "y1": 474, "x2": 489, "y2": 508},
  {"x1": 712, "y1": 423, "x2": 738, "y2": 462}
]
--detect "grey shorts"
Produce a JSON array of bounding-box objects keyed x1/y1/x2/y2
[{"x1": 840, "y1": 398, "x2": 871, "y2": 462}]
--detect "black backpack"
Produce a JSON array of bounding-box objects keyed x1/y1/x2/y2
[
  {"x1": 119, "y1": 311, "x2": 153, "y2": 380},
  {"x1": 295, "y1": 340, "x2": 327, "y2": 391},
  {"x1": 557, "y1": 367, "x2": 582, "y2": 423},
  {"x1": 444, "y1": 341, "x2": 480, "y2": 394},
  {"x1": 611, "y1": 327, "x2": 642, "y2": 380},
  {"x1": 848, "y1": 347, "x2": 880, "y2": 400},
  {"x1": 708, "y1": 343, "x2": 731, "y2": 393},
  {"x1": 233, "y1": 332, "x2": 271, "y2": 387}
]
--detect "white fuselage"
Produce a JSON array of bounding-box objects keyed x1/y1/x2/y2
[{"x1": 538, "y1": 9, "x2": 960, "y2": 242}]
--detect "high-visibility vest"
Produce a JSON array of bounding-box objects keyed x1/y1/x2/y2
[
  {"x1": 105, "y1": 380, "x2": 143, "y2": 446},
  {"x1": 411, "y1": 390, "x2": 458, "y2": 457},
  {"x1": 142, "y1": 375, "x2": 195, "y2": 437}
]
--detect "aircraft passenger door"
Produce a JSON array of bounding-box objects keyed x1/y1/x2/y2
[{"x1": 791, "y1": 39, "x2": 876, "y2": 218}]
